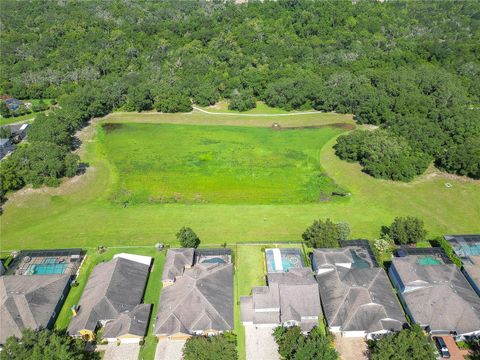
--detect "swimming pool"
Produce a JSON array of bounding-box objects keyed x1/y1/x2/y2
[
  {"x1": 25, "y1": 258, "x2": 68, "y2": 275},
  {"x1": 201, "y1": 257, "x2": 226, "y2": 264},
  {"x1": 265, "y1": 248, "x2": 304, "y2": 273},
  {"x1": 417, "y1": 256, "x2": 442, "y2": 266}
]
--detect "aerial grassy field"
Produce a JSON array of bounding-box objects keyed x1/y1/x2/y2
[
  {"x1": 101, "y1": 122, "x2": 346, "y2": 205},
  {"x1": 1, "y1": 110, "x2": 479, "y2": 250}
]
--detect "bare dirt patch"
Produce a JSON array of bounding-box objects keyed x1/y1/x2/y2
[
  {"x1": 275, "y1": 123, "x2": 355, "y2": 131},
  {"x1": 334, "y1": 335, "x2": 369, "y2": 360},
  {"x1": 102, "y1": 123, "x2": 124, "y2": 133}
]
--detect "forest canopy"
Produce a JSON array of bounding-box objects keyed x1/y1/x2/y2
[{"x1": 0, "y1": 0, "x2": 479, "y2": 190}]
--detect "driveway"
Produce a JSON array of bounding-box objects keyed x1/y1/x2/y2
[
  {"x1": 102, "y1": 343, "x2": 140, "y2": 360},
  {"x1": 245, "y1": 325, "x2": 279, "y2": 360},
  {"x1": 439, "y1": 336, "x2": 470, "y2": 360},
  {"x1": 334, "y1": 335, "x2": 369, "y2": 360},
  {"x1": 155, "y1": 339, "x2": 185, "y2": 360}
]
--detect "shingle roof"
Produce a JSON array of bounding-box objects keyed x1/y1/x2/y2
[
  {"x1": 241, "y1": 267, "x2": 321, "y2": 330},
  {"x1": 391, "y1": 255, "x2": 480, "y2": 335},
  {"x1": 68, "y1": 257, "x2": 150, "y2": 336},
  {"x1": 162, "y1": 248, "x2": 195, "y2": 282},
  {"x1": 0, "y1": 274, "x2": 70, "y2": 344},
  {"x1": 313, "y1": 248, "x2": 406, "y2": 334},
  {"x1": 102, "y1": 303, "x2": 152, "y2": 339},
  {"x1": 155, "y1": 263, "x2": 234, "y2": 336}
]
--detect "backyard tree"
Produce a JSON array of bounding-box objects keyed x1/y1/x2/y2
[
  {"x1": 388, "y1": 216, "x2": 427, "y2": 245},
  {"x1": 336, "y1": 222, "x2": 351, "y2": 241},
  {"x1": 0, "y1": 101, "x2": 11, "y2": 118},
  {"x1": 273, "y1": 326, "x2": 338, "y2": 360},
  {"x1": 0, "y1": 126, "x2": 12, "y2": 138},
  {"x1": 369, "y1": 325, "x2": 436, "y2": 360},
  {"x1": 0, "y1": 329, "x2": 99, "y2": 360},
  {"x1": 302, "y1": 219, "x2": 341, "y2": 248},
  {"x1": 177, "y1": 226, "x2": 201, "y2": 248},
  {"x1": 182, "y1": 333, "x2": 237, "y2": 360}
]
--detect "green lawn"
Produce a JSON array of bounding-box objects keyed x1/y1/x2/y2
[
  {"x1": 0, "y1": 113, "x2": 37, "y2": 126},
  {"x1": 101, "y1": 122, "x2": 346, "y2": 205},
  {"x1": 197, "y1": 100, "x2": 312, "y2": 114},
  {"x1": 1, "y1": 111, "x2": 479, "y2": 251}
]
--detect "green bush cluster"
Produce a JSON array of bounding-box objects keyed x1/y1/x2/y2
[
  {"x1": 182, "y1": 333, "x2": 237, "y2": 360},
  {"x1": 334, "y1": 130, "x2": 431, "y2": 182}
]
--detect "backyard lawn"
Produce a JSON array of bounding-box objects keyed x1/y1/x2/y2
[{"x1": 1, "y1": 110, "x2": 479, "y2": 251}]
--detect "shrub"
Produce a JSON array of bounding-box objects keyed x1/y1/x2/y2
[
  {"x1": 176, "y1": 226, "x2": 201, "y2": 248},
  {"x1": 430, "y1": 236, "x2": 462, "y2": 268},
  {"x1": 302, "y1": 219, "x2": 341, "y2": 248},
  {"x1": 387, "y1": 216, "x2": 427, "y2": 245},
  {"x1": 183, "y1": 333, "x2": 237, "y2": 360}
]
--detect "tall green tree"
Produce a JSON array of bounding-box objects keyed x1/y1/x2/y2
[
  {"x1": 177, "y1": 226, "x2": 201, "y2": 248},
  {"x1": 0, "y1": 329, "x2": 99, "y2": 360},
  {"x1": 302, "y1": 219, "x2": 341, "y2": 248},
  {"x1": 369, "y1": 325, "x2": 436, "y2": 360},
  {"x1": 388, "y1": 216, "x2": 427, "y2": 245}
]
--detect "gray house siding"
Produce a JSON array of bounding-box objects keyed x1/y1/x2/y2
[
  {"x1": 462, "y1": 268, "x2": 480, "y2": 297},
  {"x1": 46, "y1": 279, "x2": 71, "y2": 329}
]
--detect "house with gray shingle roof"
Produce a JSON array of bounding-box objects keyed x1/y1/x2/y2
[
  {"x1": 155, "y1": 259, "x2": 234, "y2": 340},
  {"x1": 241, "y1": 267, "x2": 321, "y2": 332},
  {"x1": 161, "y1": 248, "x2": 194, "y2": 287},
  {"x1": 0, "y1": 274, "x2": 71, "y2": 344},
  {"x1": 67, "y1": 254, "x2": 152, "y2": 343},
  {"x1": 389, "y1": 252, "x2": 480, "y2": 340},
  {"x1": 313, "y1": 246, "x2": 407, "y2": 339}
]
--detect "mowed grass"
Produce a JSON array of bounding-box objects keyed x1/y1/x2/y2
[
  {"x1": 1, "y1": 111, "x2": 479, "y2": 251},
  {"x1": 101, "y1": 123, "x2": 346, "y2": 205},
  {"x1": 197, "y1": 100, "x2": 312, "y2": 114}
]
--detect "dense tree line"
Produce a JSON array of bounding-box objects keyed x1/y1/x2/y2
[{"x1": 0, "y1": 0, "x2": 479, "y2": 193}]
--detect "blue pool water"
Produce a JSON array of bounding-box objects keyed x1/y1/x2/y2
[
  {"x1": 267, "y1": 258, "x2": 295, "y2": 272},
  {"x1": 202, "y1": 257, "x2": 226, "y2": 264},
  {"x1": 26, "y1": 258, "x2": 68, "y2": 275},
  {"x1": 29, "y1": 263, "x2": 67, "y2": 275}
]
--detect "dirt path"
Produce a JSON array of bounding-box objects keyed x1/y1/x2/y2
[{"x1": 192, "y1": 106, "x2": 323, "y2": 117}]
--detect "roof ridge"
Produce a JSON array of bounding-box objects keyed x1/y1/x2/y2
[
  {"x1": 104, "y1": 258, "x2": 123, "y2": 304},
  {"x1": 329, "y1": 270, "x2": 351, "y2": 325},
  {"x1": 194, "y1": 276, "x2": 231, "y2": 329}
]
